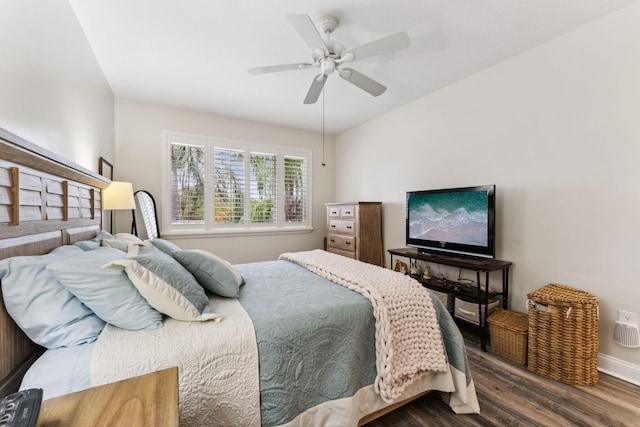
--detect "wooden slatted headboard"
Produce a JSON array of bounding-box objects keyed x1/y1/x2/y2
[{"x1": 0, "y1": 127, "x2": 110, "y2": 396}]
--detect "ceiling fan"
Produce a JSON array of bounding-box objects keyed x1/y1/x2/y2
[{"x1": 248, "y1": 14, "x2": 410, "y2": 104}]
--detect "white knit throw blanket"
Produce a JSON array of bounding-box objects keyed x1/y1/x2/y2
[{"x1": 279, "y1": 250, "x2": 447, "y2": 402}]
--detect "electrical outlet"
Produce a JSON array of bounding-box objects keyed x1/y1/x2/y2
[{"x1": 618, "y1": 310, "x2": 638, "y2": 326}]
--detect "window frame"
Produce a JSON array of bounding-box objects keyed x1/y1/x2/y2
[{"x1": 161, "y1": 130, "x2": 313, "y2": 237}]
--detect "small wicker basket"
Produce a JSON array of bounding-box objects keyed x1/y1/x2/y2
[
  {"x1": 488, "y1": 309, "x2": 528, "y2": 365},
  {"x1": 527, "y1": 283, "x2": 599, "y2": 385}
]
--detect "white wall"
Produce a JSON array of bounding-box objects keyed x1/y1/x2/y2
[
  {"x1": 0, "y1": 0, "x2": 114, "y2": 170},
  {"x1": 335, "y1": 4, "x2": 640, "y2": 370},
  {"x1": 114, "y1": 98, "x2": 334, "y2": 263}
]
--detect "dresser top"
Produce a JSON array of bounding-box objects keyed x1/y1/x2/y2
[{"x1": 324, "y1": 201, "x2": 381, "y2": 206}]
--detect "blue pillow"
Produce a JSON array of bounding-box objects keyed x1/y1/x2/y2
[
  {"x1": 73, "y1": 230, "x2": 114, "y2": 251},
  {"x1": 47, "y1": 247, "x2": 163, "y2": 331},
  {"x1": 173, "y1": 250, "x2": 243, "y2": 297},
  {"x1": 104, "y1": 246, "x2": 219, "y2": 322},
  {"x1": 0, "y1": 246, "x2": 105, "y2": 348}
]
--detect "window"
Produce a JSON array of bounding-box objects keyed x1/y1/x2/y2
[{"x1": 164, "y1": 131, "x2": 311, "y2": 234}]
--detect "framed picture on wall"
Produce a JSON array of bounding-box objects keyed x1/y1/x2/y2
[
  {"x1": 99, "y1": 156, "x2": 113, "y2": 179},
  {"x1": 99, "y1": 156, "x2": 113, "y2": 231}
]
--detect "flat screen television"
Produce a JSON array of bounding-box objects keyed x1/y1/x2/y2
[{"x1": 406, "y1": 185, "x2": 496, "y2": 258}]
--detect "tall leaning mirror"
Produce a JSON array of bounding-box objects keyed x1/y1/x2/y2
[{"x1": 132, "y1": 190, "x2": 160, "y2": 240}]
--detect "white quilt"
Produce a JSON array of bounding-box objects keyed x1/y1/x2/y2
[{"x1": 90, "y1": 295, "x2": 261, "y2": 427}]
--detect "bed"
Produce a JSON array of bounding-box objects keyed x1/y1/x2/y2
[{"x1": 0, "y1": 127, "x2": 479, "y2": 426}]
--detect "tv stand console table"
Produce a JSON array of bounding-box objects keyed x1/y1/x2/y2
[{"x1": 388, "y1": 247, "x2": 512, "y2": 351}]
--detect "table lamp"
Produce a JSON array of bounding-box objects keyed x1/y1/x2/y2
[{"x1": 103, "y1": 181, "x2": 135, "y2": 233}]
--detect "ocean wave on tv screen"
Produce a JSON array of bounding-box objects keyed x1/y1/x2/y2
[{"x1": 409, "y1": 204, "x2": 488, "y2": 246}]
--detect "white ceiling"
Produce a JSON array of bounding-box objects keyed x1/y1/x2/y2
[{"x1": 69, "y1": 0, "x2": 637, "y2": 135}]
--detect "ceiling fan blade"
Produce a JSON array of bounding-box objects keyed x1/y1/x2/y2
[
  {"x1": 339, "y1": 68, "x2": 386, "y2": 97},
  {"x1": 303, "y1": 74, "x2": 327, "y2": 104},
  {"x1": 343, "y1": 32, "x2": 410, "y2": 62},
  {"x1": 286, "y1": 14, "x2": 328, "y2": 55},
  {"x1": 248, "y1": 63, "x2": 316, "y2": 75}
]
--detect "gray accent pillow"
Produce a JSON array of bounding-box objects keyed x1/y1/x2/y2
[
  {"x1": 173, "y1": 250, "x2": 243, "y2": 297},
  {"x1": 47, "y1": 247, "x2": 163, "y2": 331},
  {"x1": 149, "y1": 238, "x2": 182, "y2": 255},
  {"x1": 104, "y1": 246, "x2": 220, "y2": 322}
]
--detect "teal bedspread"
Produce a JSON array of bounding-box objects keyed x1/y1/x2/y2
[{"x1": 235, "y1": 260, "x2": 474, "y2": 426}]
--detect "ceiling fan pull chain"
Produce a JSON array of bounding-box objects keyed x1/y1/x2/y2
[{"x1": 321, "y1": 89, "x2": 326, "y2": 167}]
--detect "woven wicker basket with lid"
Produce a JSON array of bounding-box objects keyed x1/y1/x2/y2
[
  {"x1": 527, "y1": 283, "x2": 599, "y2": 385},
  {"x1": 488, "y1": 308, "x2": 529, "y2": 365}
]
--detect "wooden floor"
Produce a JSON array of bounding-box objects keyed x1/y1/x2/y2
[{"x1": 366, "y1": 335, "x2": 640, "y2": 427}]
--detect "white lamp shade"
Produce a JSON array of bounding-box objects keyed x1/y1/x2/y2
[{"x1": 103, "y1": 181, "x2": 135, "y2": 210}]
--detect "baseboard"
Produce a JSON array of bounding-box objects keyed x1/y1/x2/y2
[{"x1": 598, "y1": 353, "x2": 640, "y2": 386}]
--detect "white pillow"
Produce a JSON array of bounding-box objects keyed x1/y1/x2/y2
[{"x1": 102, "y1": 233, "x2": 145, "y2": 252}]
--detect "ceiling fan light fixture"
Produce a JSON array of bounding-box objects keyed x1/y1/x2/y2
[
  {"x1": 320, "y1": 59, "x2": 336, "y2": 75},
  {"x1": 339, "y1": 69, "x2": 352, "y2": 78},
  {"x1": 249, "y1": 14, "x2": 410, "y2": 104},
  {"x1": 338, "y1": 52, "x2": 355, "y2": 63}
]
